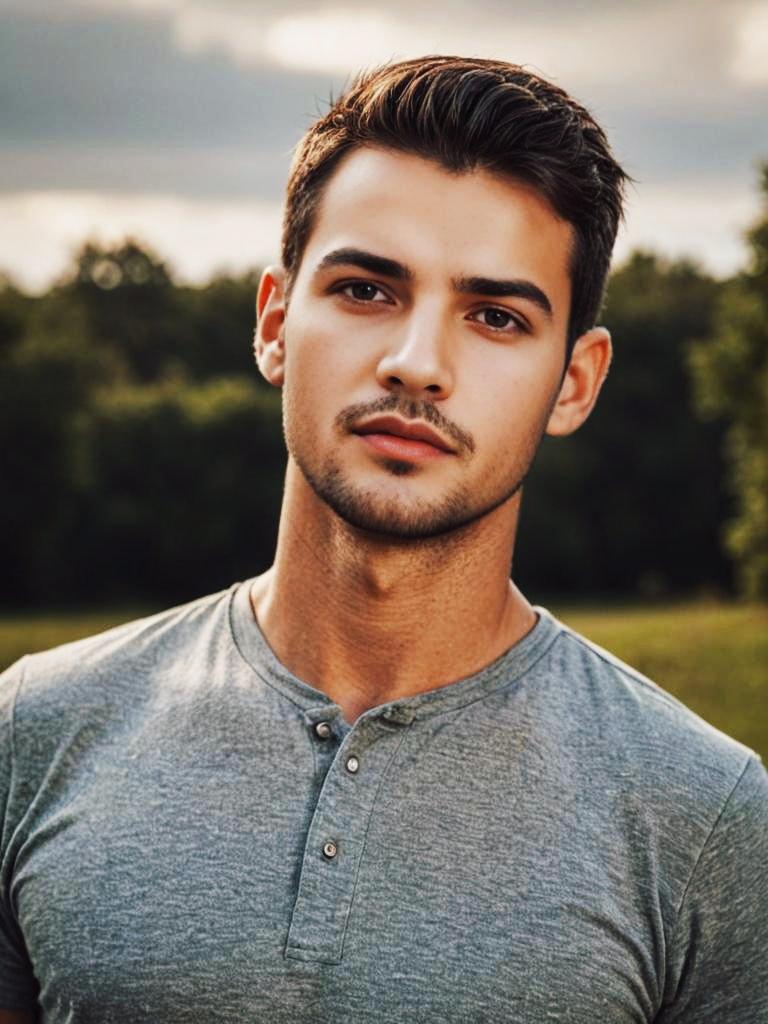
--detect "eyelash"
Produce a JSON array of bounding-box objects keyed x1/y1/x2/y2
[
  {"x1": 336, "y1": 280, "x2": 392, "y2": 304},
  {"x1": 332, "y1": 279, "x2": 529, "y2": 334},
  {"x1": 469, "y1": 308, "x2": 529, "y2": 334}
]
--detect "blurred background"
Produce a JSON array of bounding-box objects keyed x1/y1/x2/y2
[{"x1": 0, "y1": 0, "x2": 766, "y2": 753}]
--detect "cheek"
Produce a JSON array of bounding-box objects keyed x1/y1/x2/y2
[
  {"x1": 469, "y1": 354, "x2": 542, "y2": 408},
  {"x1": 282, "y1": 324, "x2": 356, "y2": 439},
  {"x1": 283, "y1": 318, "x2": 326, "y2": 402},
  {"x1": 284, "y1": 309, "x2": 380, "y2": 408},
  {"x1": 465, "y1": 354, "x2": 562, "y2": 442}
]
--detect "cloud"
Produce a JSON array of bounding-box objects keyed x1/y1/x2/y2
[
  {"x1": 615, "y1": 179, "x2": 754, "y2": 276},
  {"x1": 0, "y1": 8, "x2": 334, "y2": 147},
  {"x1": 0, "y1": 144, "x2": 292, "y2": 199},
  {"x1": 173, "y1": 3, "x2": 272, "y2": 66},
  {"x1": 12, "y1": 0, "x2": 762, "y2": 110},
  {"x1": 0, "y1": 191, "x2": 283, "y2": 291},
  {"x1": 157, "y1": 0, "x2": 764, "y2": 113},
  {"x1": 731, "y1": 0, "x2": 768, "y2": 83}
]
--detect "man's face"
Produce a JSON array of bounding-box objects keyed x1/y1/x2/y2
[{"x1": 272, "y1": 146, "x2": 576, "y2": 540}]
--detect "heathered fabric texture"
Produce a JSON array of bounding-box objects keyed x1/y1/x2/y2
[{"x1": 1, "y1": 581, "x2": 767, "y2": 1022}]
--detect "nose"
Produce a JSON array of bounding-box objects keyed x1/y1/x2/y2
[{"x1": 375, "y1": 302, "x2": 455, "y2": 400}]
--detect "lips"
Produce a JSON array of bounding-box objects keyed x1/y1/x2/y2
[{"x1": 352, "y1": 415, "x2": 456, "y2": 454}]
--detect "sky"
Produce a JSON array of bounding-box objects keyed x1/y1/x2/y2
[{"x1": 1, "y1": 0, "x2": 767, "y2": 291}]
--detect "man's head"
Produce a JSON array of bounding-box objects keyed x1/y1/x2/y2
[
  {"x1": 281, "y1": 55, "x2": 628, "y2": 356},
  {"x1": 256, "y1": 56, "x2": 627, "y2": 543}
]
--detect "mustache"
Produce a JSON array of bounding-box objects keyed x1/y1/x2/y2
[{"x1": 335, "y1": 394, "x2": 476, "y2": 455}]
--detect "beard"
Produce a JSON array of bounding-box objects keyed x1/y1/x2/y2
[
  {"x1": 285, "y1": 393, "x2": 551, "y2": 542},
  {"x1": 292, "y1": 453, "x2": 530, "y2": 540}
]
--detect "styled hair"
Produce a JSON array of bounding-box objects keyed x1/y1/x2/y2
[{"x1": 281, "y1": 55, "x2": 628, "y2": 352}]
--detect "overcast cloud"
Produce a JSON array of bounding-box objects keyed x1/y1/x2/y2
[{"x1": 1, "y1": 0, "x2": 766, "y2": 289}]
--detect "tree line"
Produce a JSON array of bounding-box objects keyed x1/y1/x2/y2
[{"x1": 1, "y1": 172, "x2": 766, "y2": 607}]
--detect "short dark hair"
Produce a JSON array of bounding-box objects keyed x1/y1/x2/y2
[{"x1": 281, "y1": 55, "x2": 628, "y2": 353}]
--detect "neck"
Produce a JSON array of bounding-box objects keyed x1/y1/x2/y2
[{"x1": 251, "y1": 460, "x2": 536, "y2": 723}]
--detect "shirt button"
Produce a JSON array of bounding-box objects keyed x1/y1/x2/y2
[
  {"x1": 314, "y1": 721, "x2": 332, "y2": 740},
  {"x1": 345, "y1": 755, "x2": 360, "y2": 774},
  {"x1": 322, "y1": 840, "x2": 338, "y2": 860}
]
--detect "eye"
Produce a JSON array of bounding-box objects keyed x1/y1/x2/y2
[
  {"x1": 338, "y1": 280, "x2": 391, "y2": 303},
  {"x1": 469, "y1": 307, "x2": 528, "y2": 333}
]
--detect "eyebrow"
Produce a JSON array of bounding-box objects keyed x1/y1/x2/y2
[
  {"x1": 314, "y1": 247, "x2": 553, "y2": 320},
  {"x1": 453, "y1": 275, "x2": 553, "y2": 320},
  {"x1": 315, "y1": 247, "x2": 413, "y2": 282}
]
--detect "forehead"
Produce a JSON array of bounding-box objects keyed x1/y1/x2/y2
[{"x1": 300, "y1": 146, "x2": 572, "y2": 313}]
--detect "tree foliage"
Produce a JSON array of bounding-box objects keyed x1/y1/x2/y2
[
  {"x1": 689, "y1": 166, "x2": 768, "y2": 598},
  {"x1": 516, "y1": 251, "x2": 729, "y2": 597},
  {"x1": 0, "y1": 240, "x2": 282, "y2": 606}
]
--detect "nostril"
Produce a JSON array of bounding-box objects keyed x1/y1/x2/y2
[{"x1": 425, "y1": 384, "x2": 441, "y2": 394}]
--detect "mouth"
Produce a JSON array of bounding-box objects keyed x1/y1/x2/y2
[{"x1": 352, "y1": 415, "x2": 456, "y2": 461}]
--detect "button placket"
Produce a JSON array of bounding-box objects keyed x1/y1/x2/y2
[{"x1": 285, "y1": 715, "x2": 410, "y2": 963}]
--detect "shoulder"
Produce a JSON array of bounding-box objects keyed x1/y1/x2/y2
[
  {"x1": 534, "y1": 609, "x2": 762, "y2": 815},
  {"x1": 0, "y1": 584, "x2": 247, "y2": 846},
  {"x1": 0, "y1": 584, "x2": 238, "y2": 727}
]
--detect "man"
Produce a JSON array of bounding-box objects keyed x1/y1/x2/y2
[{"x1": 1, "y1": 56, "x2": 766, "y2": 1022}]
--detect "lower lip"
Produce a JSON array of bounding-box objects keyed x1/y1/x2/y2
[{"x1": 357, "y1": 433, "x2": 449, "y2": 461}]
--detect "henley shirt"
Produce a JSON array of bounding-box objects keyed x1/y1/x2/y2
[{"x1": 1, "y1": 580, "x2": 767, "y2": 1022}]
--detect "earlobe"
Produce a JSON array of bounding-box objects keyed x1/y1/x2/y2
[
  {"x1": 545, "y1": 327, "x2": 612, "y2": 437},
  {"x1": 254, "y1": 265, "x2": 287, "y2": 388}
]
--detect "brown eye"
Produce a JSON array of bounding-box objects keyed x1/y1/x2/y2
[
  {"x1": 470, "y1": 307, "x2": 527, "y2": 333},
  {"x1": 482, "y1": 309, "x2": 514, "y2": 329},
  {"x1": 344, "y1": 282, "x2": 386, "y2": 302}
]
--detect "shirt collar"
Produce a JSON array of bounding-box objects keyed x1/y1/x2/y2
[{"x1": 229, "y1": 578, "x2": 562, "y2": 724}]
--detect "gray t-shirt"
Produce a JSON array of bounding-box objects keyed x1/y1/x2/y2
[{"x1": 1, "y1": 581, "x2": 766, "y2": 1022}]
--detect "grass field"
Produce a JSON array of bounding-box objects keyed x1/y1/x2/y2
[{"x1": 1, "y1": 601, "x2": 766, "y2": 760}]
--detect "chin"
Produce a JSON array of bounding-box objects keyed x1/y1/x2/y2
[{"x1": 302, "y1": 462, "x2": 523, "y2": 542}]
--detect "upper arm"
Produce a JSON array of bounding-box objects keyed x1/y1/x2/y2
[
  {"x1": 0, "y1": 663, "x2": 38, "y2": 1020},
  {"x1": 659, "y1": 756, "x2": 768, "y2": 1021}
]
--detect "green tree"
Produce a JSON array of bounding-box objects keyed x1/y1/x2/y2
[
  {"x1": 0, "y1": 273, "x2": 34, "y2": 357},
  {"x1": 517, "y1": 252, "x2": 729, "y2": 597},
  {"x1": 46, "y1": 239, "x2": 192, "y2": 383},
  {"x1": 0, "y1": 307, "x2": 108, "y2": 602},
  {"x1": 0, "y1": 241, "x2": 278, "y2": 607},
  {"x1": 75, "y1": 375, "x2": 285, "y2": 602},
  {"x1": 179, "y1": 272, "x2": 263, "y2": 381},
  {"x1": 689, "y1": 166, "x2": 768, "y2": 598}
]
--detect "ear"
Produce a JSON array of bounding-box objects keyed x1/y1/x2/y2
[
  {"x1": 545, "y1": 327, "x2": 612, "y2": 437},
  {"x1": 254, "y1": 265, "x2": 287, "y2": 387}
]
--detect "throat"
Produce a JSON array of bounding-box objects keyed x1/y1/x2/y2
[{"x1": 251, "y1": 567, "x2": 536, "y2": 723}]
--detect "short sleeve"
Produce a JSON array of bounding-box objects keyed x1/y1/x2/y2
[
  {"x1": 0, "y1": 658, "x2": 40, "y2": 1010},
  {"x1": 659, "y1": 755, "x2": 768, "y2": 1021}
]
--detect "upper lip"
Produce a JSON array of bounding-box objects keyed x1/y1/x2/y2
[{"x1": 352, "y1": 415, "x2": 456, "y2": 453}]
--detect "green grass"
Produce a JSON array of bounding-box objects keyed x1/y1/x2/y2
[{"x1": 1, "y1": 601, "x2": 766, "y2": 760}]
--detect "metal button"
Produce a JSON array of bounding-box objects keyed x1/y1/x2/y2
[
  {"x1": 322, "y1": 840, "x2": 338, "y2": 860},
  {"x1": 345, "y1": 755, "x2": 360, "y2": 774},
  {"x1": 314, "y1": 721, "x2": 332, "y2": 740}
]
